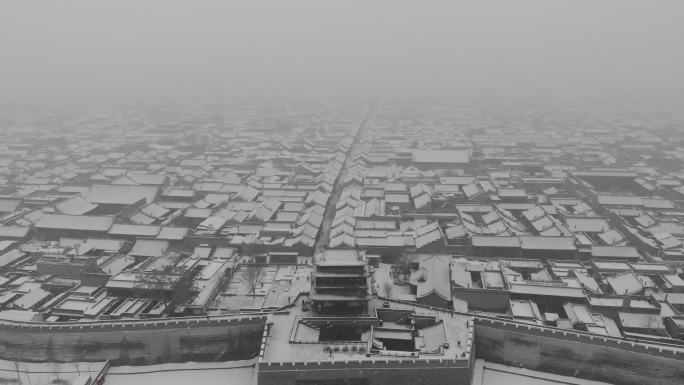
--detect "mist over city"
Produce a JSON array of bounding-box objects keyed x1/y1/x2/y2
[
  {"x1": 2, "y1": 0, "x2": 684, "y2": 107},
  {"x1": 1, "y1": 1, "x2": 684, "y2": 385}
]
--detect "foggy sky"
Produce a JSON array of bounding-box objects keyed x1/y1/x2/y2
[{"x1": 1, "y1": 0, "x2": 683, "y2": 107}]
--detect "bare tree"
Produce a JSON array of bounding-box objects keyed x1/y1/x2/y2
[
  {"x1": 22, "y1": 363, "x2": 33, "y2": 385},
  {"x1": 13, "y1": 360, "x2": 21, "y2": 384},
  {"x1": 73, "y1": 347, "x2": 86, "y2": 376},
  {"x1": 216, "y1": 269, "x2": 231, "y2": 297},
  {"x1": 50, "y1": 363, "x2": 62, "y2": 384},
  {"x1": 242, "y1": 263, "x2": 264, "y2": 299},
  {"x1": 398, "y1": 254, "x2": 412, "y2": 280},
  {"x1": 134, "y1": 265, "x2": 197, "y2": 310}
]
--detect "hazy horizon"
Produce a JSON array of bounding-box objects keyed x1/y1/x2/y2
[{"x1": 2, "y1": 0, "x2": 683, "y2": 108}]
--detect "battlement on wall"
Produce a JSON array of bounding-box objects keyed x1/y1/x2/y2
[
  {"x1": 474, "y1": 317, "x2": 684, "y2": 385},
  {"x1": 474, "y1": 317, "x2": 683, "y2": 359},
  {"x1": 0, "y1": 315, "x2": 268, "y2": 365},
  {"x1": 259, "y1": 358, "x2": 471, "y2": 370},
  {"x1": 0, "y1": 314, "x2": 267, "y2": 333},
  {"x1": 257, "y1": 357, "x2": 475, "y2": 385}
]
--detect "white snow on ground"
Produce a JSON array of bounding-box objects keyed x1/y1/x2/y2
[
  {"x1": 106, "y1": 360, "x2": 256, "y2": 385},
  {"x1": 472, "y1": 360, "x2": 614, "y2": 385},
  {"x1": 0, "y1": 359, "x2": 107, "y2": 385}
]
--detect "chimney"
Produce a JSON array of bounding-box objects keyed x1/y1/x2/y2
[{"x1": 622, "y1": 297, "x2": 631, "y2": 308}]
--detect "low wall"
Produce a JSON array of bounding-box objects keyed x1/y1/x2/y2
[
  {"x1": 0, "y1": 315, "x2": 266, "y2": 366},
  {"x1": 258, "y1": 358, "x2": 473, "y2": 385},
  {"x1": 452, "y1": 289, "x2": 509, "y2": 312},
  {"x1": 474, "y1": 318, "x2": 684, "y2": 385}
]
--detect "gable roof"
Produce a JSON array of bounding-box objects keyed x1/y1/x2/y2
[
  {"x1": 412, "y1": 150, "x2": 470, "y2": 164},
  {"x1": 129, "y1": 239, "x2": 169, "y2": 257},
  {"x1": 55, "y1": 196, "x2": 97, "y2": 216},
  {"x1": 35, "y1": 214, "x2": 114, "y2": 232},
  {"x1": 85, "y1": 184, "x2": 158, "y2": 205},
  {"x1": 412, "y1": 256, "x2": 451, "y2": 300},
  {"x1": 0, "y1": 199, "x2": 22, "y2": 213},
  {"x1": 607, "y1": 272, "x2": 644, "y2": 295}
]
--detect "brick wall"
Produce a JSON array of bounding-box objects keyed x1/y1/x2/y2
[
  {"x1": 474, "y1": 318, "x2": 684, "y2": 385},
  {"x1": 0, "y1": 316, "x2": 266, "y2": 365},
  {"x1": 258, "y1": 357, "x2": 473, "y2": 385}
]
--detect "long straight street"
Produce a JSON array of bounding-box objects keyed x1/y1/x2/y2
[{"x1": 313, "y1": 105, "x2": 373, "y2": 256}]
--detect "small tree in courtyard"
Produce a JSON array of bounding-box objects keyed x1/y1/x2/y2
[
  {"x1": 398, "y1": 254, "x2": 412, "y2": 280},
  {"x1": 242, "y1": 262, "x2": 264, "y2": 299},
  {"x1": 134, "y1": 265, "x2": 197, "y2": 310}
]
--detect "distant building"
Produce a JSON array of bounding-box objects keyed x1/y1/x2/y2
[
  {"x1": 34, "y1": 214, "x2": 114, "y2": 239},
  {"x1": 36, "y1": 254, "x2": 100, "y2": 279},
  {"x1": 411, "y1": 149, "x2": 471, "y2": 170}
]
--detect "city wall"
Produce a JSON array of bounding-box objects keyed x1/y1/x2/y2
[
  {"x1": 474, "y1": 317, "x2": 684, "y2": 385},
  {"x1": 0, "y1": 315, "x2": 266, "y2": 366},
  {"x1": 257, "y1": 358, "x2": 474, "y2": 385}
]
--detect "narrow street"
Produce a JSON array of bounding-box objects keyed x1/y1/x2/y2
[{"x1": 313, "y1": 105, "x2": 373, "y2": 256}]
